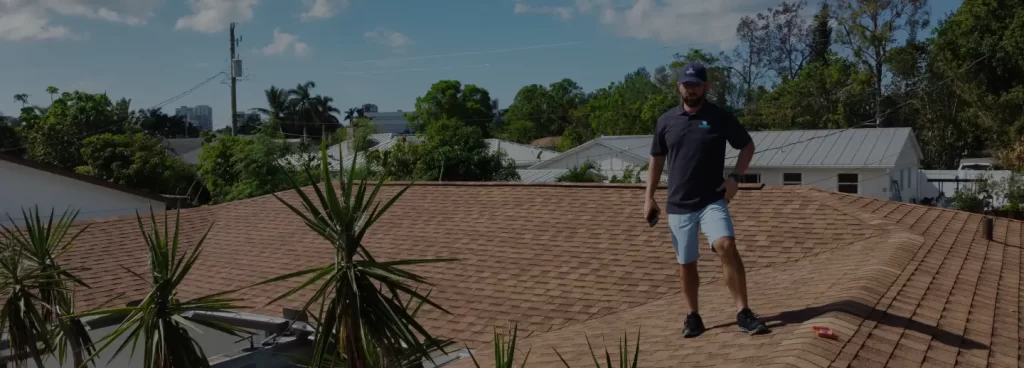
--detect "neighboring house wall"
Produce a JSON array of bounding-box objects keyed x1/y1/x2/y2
[
  {"x1": 0, "y1": 160, "x2": 165, "y2": 226},
  {"x1": 726, "y1": 168, "x2": 892, "y2": 200},
  {"x1": 890, "y1": 133, "x2": 922, "y2": 201}
]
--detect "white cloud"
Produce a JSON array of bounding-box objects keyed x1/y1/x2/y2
[
  {"x1": 262, "y1": 28, "x2": 311, "y2": 57},
  {"x1": 363, "y1": 27, "x2": 411, "y2": 49},
  {"x1": 293, "y1": 41, "x2": 311, "y2": 57},
  {"x1": 569, "y1": 0, "x2": 776, "y2": 46},
  {"x1": 513, "y1": 1, "x2": 574, "y2": 21},
  {"x1": 300, "y1": 0, "x2": 350, "y2": 21},
  {"x1": 175, "y1": 0, "x2": 260, "y2": 33},
  {"x1": 0, "y1": 0, "x2": 157, "y2": 41}
]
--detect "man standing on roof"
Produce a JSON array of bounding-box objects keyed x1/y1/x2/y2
[{"x1": 644, "y1": 62, "x2": 770, "y2": 338}]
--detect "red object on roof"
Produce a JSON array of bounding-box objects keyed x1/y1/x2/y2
[{"x1": 813, "y1": 326, "x2": 837, "y2": 339}]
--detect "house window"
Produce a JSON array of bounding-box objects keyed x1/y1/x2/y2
[
  {"x1": 739, "y1": 173, "x2": 761, "y2": 184},
  {"x1": 837, "y1": 173, "x2": 858, "y2": 194},
  {"x1": 782, "y1": 173, "x2": 802, "y2": 185}
]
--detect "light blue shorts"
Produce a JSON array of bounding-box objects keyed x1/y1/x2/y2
[{"x1": 668, "y1": 199, "x2": 735, "y2": 265}]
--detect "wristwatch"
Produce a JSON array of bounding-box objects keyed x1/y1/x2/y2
[{"x1": 727, "y1": 173, "x2": 741, "y2": 182}]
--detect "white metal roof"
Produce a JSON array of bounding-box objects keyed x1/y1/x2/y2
[
  {"x1": 591, "y1": 127, "x2": 917, "y2": 169},
  {"x1": 486, "y1": 139, "x2": 559, "y2": 167}
]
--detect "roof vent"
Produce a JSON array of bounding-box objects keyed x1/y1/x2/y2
[{"x1": 984, "y1": 216, "x2": 994, "y2": 241}]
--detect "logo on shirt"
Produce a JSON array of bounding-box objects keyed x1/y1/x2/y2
[{"x1": 697, "y1": 121, "x2": 710, "y2": 129}]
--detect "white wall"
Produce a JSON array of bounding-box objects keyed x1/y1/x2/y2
[
  {"x1": 0, "y1": 160, "x2": 164, "y2": 227},
  {"x1": 727, "y1": 168, "x2": 895, "y2": 200},
  {"x1": 890, "y1": 134, "x2": 922, "y2": 201}
]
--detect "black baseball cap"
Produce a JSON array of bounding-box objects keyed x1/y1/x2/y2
[{"x1": 675, "y1": 62, "x2": 708, "y2": 84}]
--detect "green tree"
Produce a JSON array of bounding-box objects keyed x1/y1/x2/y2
[
  {"x1": 197, "y1": 134, "x2": 306, "y2": 203},
  {"x1": 76, "y1": 133, "x2": 197, "y2": 196},
  {"x1": 501, "y1": 78, "x2": 589, "y2": 144},
  {"x1": 746, "y1": 54, "x2": 874, "y2": 130},
  {"x1": 252, "y1": 86, "x2": 291, "y2": 122},
  {"x1": 929, "y1": 0, "x2": 1024, "y2": 147},
  {"x1": 0, "y1": 122, "x2": 26, "y2": 157},
  {"x1": 556, "y1": 161, "x2": 604, "y2": 183},
  {"x1": 374, "y1": 120, "x2": 518, "y2": 182},
  {"x1": 832, "y1": 0, "x2": 930, "y2": 126},
  {"x1": 130, "y1": 108, "x2": 201, "y2": 138},
  {"x1": 407, "y1": 80, "x2": 496, "y2": 135},
  {"x1": 278, "y1": 82, "x2": 341, "y2": 140},
  {"x1": 577, "y1": 68, "x2": 674, "y2": 137},
  {"x1": 13, "y1": 93, "x2": 29, "y2": 107},
  {"x1": 26, "y1": 91, "x2": 130, "y2": 169},
  {"x1": 807, "y1": 2, "x2": 833, "y2": 66},
  {"x1": 45, "y1": 86, "x2": 59, "y2": 103}
]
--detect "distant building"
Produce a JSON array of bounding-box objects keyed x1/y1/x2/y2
[
  {"x1": 234, "y1": 112, "x2": 261, "y2": 124},
  {"x1": 174, "y1": 105, "x2": 214, "y2": 131},
  {"x1": 360, "y1": 103, "x2": 413, "y2": 134}
]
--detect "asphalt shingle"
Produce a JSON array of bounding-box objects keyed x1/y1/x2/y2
[{"x1": 41, "y1": 183, "x2": 1024, "y2": 367}]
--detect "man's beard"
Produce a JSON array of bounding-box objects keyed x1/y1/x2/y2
[{"x1": 680, "y1": 93, "x2": 705, "y2": 108}]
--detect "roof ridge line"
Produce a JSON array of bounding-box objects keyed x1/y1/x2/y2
[
  {"x1": 760, "y1": 229, "x2": 925, "y2": 367},
  {"x1": 485, "y1": 138, "x2": 559, "y2": 154}
]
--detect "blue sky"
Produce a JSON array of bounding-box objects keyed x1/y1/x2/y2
[{"x1": 0, "y1": 0, "x2": 962, "y2": 130}]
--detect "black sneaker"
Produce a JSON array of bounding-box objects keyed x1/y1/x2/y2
[
  {"x1": 737, "y1": 308, "x2": 770, "y2": 335},
  {"x1": 682, "y1": 312, "x2": 706, "y2": 338}
]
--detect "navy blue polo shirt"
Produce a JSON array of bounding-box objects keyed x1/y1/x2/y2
[{"x1": 650, "y1": 103, "x2": 752, "y2": 214}]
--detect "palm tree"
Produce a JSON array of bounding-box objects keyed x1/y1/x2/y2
[
  {"x1": 253, "y1": 144, "x2": 454, "y2": 367},
  {"x1": 252, "y1": 86, "x2": 290, "y2": 122},
  {"x1": 45, "y1": 87, "x2": 59, "y2": 103},
  {"x1": 288, "y1": 81, "x2": 318, "y2": 141},
  {"x1": 312, "y1": 96, "x2": 341, "y2": 138},
  {"x1": 0, "y1": 207, "x2": 93, "y2": 368},
  {"x1": 13, "y1": 94, "x2": 29, "y2": 107},
  {"x1": 75, "y1": 209, "x2": 251, "y2": 368}
]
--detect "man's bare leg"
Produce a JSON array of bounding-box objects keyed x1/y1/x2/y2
[
  {"x1": 713, "y1": 236, "x2": 769, "y2": 334},
  {"x1": 712, "y1": 236, "x2": 748, "y2": 311},
  {"x1": 680, "y1": 262, "x2": 700, "y2": 313}
]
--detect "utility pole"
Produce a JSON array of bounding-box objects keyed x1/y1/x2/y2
[{"x1": 229, "y1": 22, "x2": 238, "y2": 136}]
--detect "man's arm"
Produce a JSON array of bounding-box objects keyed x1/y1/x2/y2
[
  {"x1": 725, "y1": 112, "x2": 755, "y2": 179},
  {"x1": 731, "y1": 143, "x2": 755, "y2": 177},
  {"x1": 646, "y1": 156, "x2": 665, "y2": 199},
  {"x1": 648, "y1": 118, "x2": 668, "y2": 199}
]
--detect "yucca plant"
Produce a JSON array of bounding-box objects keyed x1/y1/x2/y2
[
  {"x1": 468, "y1": 323, "x2": 530, "y2": 368},
  {"x1": 253, "y1": 143, "x2": 454, "y2": 368},
  {"x1": 75, "y1": 209, "x2": 252, "y2": 368},
  {"x1": 301, "y1": 291, "x2": 456, "y2": 368},
  {"x1": 0, "y1": 207, "x2": 92, "y2": 368},
  {"x1": 553, "y1": 329, "x2": 640, "y2": 368}
]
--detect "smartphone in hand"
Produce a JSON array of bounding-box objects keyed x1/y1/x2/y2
[{"x1": 646, "y1": 208, "x2": 660, "y2": 227}]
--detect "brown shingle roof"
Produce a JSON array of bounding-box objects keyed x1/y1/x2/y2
[{"x1": 56, "y1": 183, "x2": 1020, "y2": 367}]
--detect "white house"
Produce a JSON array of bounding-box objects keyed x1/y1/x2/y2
[
  {"x1": 723, "y1": 127, "x2": 922, "y2": 201},
  {"x1": 486, "y1": 139, "x2": 559, "y2": 168},
  {"x1": 529, "y1": 128, "x2": 923, "y2": 201},
  {"x1": 0, "y1": 155, "x2": 168, "y2": 227},
  {"x1": 524, "y1": 135, "x2": 666, "y2": 182}
]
